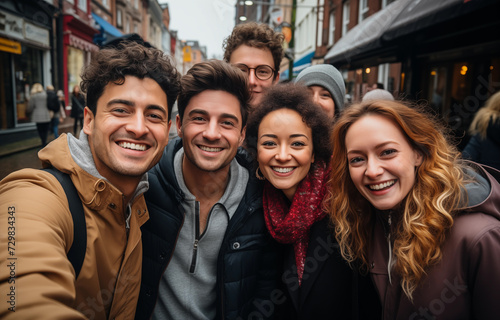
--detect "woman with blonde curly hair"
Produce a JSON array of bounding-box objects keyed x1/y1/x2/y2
[
  {"x1": 326, "y1": 100, "x2": 500, "y2": 319},
  {"x1": 462, "y1": 91, "x2": 500, "y2": 170}
]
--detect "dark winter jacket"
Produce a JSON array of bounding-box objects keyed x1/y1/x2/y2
[
  {"x1": 46, "y1": 90, "x2": 60, "y2": 113},
  {"x1": 70, "y1": 94, "x2": 85, "y2": 118},
  {"x1": 135, "y1": 139, "x2": 279, "y2": 320},
  {"x1": 275, "y1": 218, "x2": 382, "y2": 320},
  {"x1": 369, "y1": 162, "x2": 500, "y2": 319},
  {"x1": 462, "y1": 119, "x2": 500, "y2": 170}
]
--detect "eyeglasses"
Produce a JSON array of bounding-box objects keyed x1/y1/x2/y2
[{"x1": 234, "y1": 64, "x2": 275, "y2": 81}]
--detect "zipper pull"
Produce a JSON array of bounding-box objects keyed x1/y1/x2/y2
[
  {"x1": 387, "y1": 211, "x2": 393, "y2": 284},
  {"x1": 189, "y1": 239, "x2": 199, "y2": 273},
  {"x1": 387, "y1": 234, "x2": 393, "y2": 285}
]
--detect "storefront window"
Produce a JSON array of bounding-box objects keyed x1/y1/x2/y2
[
  {"x1": 427, "y1": 67, "x2": 447, "y2": 116},
  {"x1": 67, "y1": 46, "x2": 85, "y2": 99},
  {"x1": 0, "y1": 51, "x2": 14, "y2": 130},
  {"x1": 13, "y1": 45, "x2": 43, "y2": 125}
]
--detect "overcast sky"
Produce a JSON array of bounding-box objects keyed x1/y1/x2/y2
[{"x1": 160, "y1": 0, "x2": 237, "y2": 59}]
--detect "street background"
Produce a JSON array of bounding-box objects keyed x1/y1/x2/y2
[{"x1": 1, "y1": 0, "x2": 499, "y2": 179}]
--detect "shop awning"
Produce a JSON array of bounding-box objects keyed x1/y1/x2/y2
[
  {"x1": 382, "y1": 0, "x2": 497, "y2": 41},
  {"x1": 324, "y1": 0, "x2": 410, "y2": 65},
  {"x1": 280, "y1": 50, "x2": 316, "y2": 79},
  {"x1": 292, "y1": 50, "x2": 315, "y2": 74},
  {"x1": 92, "y1": 13, "x2": 122, "y2": 38}
]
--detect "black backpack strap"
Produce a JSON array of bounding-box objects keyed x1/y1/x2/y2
[{"x1": 43, "y1": 167, "x2": 87, "y2": 279}]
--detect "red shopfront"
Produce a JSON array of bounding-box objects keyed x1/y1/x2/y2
[{"x1": 62, "y1": 13, "x2": 98, "y2": 105}]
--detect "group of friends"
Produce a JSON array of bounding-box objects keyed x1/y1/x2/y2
[{"x1": 1, "y1": 22, "x2": 500, "y2": 320}]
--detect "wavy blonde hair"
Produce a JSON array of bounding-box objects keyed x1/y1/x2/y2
[
  {"x1": 325, "y1": 100, "x2": 466, "y2": 300},
  {"x1": 30, "y1": 83, "x2": 44, "y2": 94},
  {"x1": 468, "y1": 91, "x2": 500, "y2": 138}
]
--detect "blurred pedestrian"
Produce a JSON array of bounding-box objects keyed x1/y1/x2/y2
[
  {"x1": 54, "y1": 89, "x2": 67, "y2": 138},
  {"x1": 327, "y1": 100, "x2": 500, "y2": 319},
  {"x1": 27, "y1": 83, "x2": 51, "y2": 147},
  {"x1": 70, "y1": 84, "x2": 85, "y2": 136},
  {"x1": 462, "y1": 91, "x2": 500, "y2": 170},
  {"x1": 368, "y1": 82, "x2": 384, "y2": 91},
  {"x1": 46, "y1": 85, "x2": 60, "y2": 138},
  {"x1": 295, "y1": 64, "x2": 346, "y2": 119},
  {"x1": 223, "y1": 22, "x2": 284, "y2": 109},
  {"x1": 245, "y1": 83, "x2": 381, "y2": 319}
]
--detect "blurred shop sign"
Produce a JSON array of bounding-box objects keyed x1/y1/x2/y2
[
  {"x1": 0, "y1": 10, "x2": 49, "y2": 47},
  {"x1": 183, "y1": 45, "x2": 192, "y2": 62},
  {"x1": 0, "y1": 37, "x2": 21, "y2": 54}
]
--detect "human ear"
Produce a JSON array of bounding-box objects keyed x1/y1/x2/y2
[
  {"x1": 176, "y1": 114, "x2": 182, "y2": 138},
  {"x1": 83, "y1": 107, "x2": 94, "y2": 135},
  {"x1": 414, "y1": 150, "x2": 423, "y2": 167}
]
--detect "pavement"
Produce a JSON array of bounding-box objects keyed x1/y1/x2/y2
[
  {"x1": 0, "y1": 117, "x2": 79, "y2": 180},
  {"x1": 0, "y1": 117, "x2": 76, "y2": 158}
]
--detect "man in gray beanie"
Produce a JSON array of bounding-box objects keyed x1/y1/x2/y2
[{"x1": 295, "y1": 64, "x2": 346, "y2": 119}]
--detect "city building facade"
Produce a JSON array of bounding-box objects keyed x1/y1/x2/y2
[
  {"x1": 1, "y1": 0, "x2": 207, "y2": 147},
  {"x1": 235, "y1": 0, "x2": 500, "y2": 148},
  {"x1": 0, "y1": 0, "x2": 57, "y2": 139}
]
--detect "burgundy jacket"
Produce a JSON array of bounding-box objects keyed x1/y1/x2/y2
[{"x1": 368, "y1": 163, "x2": 500, "y2": 319}]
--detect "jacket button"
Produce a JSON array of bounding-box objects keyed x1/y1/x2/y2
[
  {"x1": 232, "y1": 242, "x2": 240, "y2": 250},
  {"x1": 146, "y1": 289, "x2": 152, "y2": 297},
  {"x1": 370, "y1": 262, "x2": 375, "y2": 269},
  {"x1": 159, "y1": 252, "x2": 166, "y2": 260},
  {"x1": 109, "y1": 203, "x2": 116, "y2": 209}
]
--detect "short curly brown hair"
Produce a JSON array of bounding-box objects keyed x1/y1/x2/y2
[
  {"x1": 80, "y1": 41, "x2": 181, "y2": 120},
  {"x1": 245, "y1": 83, "x2": 333, "y2": 165},
  {"x1": 223, "y1": 22, "x2": 284, "y2": 77}
]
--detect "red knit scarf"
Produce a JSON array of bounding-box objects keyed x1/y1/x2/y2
[{"x1": 263, "y1": 161, "x2": 330, "y2": 285}]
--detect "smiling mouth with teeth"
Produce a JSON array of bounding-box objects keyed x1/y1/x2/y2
[
  {"x1": 199, "y1": 145, "x2": 223, "y2": 152},
  {"x1": 369, "y1": 180, "x2": 396, "y2": 190},
  {"x1": 272, "y1": 167, "x2": 294, "y2": 173},
  {"x1": 118, "y1": 142, "x2": 147, "y2": 151}
]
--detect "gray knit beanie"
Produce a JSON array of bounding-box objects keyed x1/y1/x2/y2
[
  {"x1": 295, "y1": 64, "x2": 346, "y2": 113},
  {"x1": 362, "y1": 89, "x2": 394, "y2": 101}
]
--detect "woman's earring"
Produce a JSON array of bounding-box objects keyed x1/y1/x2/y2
[{"x1": 256, "y1": 167, "x2": 266, "y2": 180}]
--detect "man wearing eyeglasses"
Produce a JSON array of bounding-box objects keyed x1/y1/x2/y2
[{"x1": 223, "y1": 22, "x2": 285, "y2": 108}]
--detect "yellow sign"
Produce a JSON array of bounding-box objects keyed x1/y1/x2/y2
[
  {"x1": 0, "y1": 37, "x2": 22, "y2": 54},
  {"x1": 183, "y1": 45, "x2": 192, "y2": 62}
]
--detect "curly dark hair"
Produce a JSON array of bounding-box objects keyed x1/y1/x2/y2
[
  {"x1": 246, "y1": 83, "x2": 333, "y2": 165},
  {"x1": 177, "y1": 60, "x2": 251, "y2": 129},
  {"x1": 80, "y1": 41, "x2": 181, "y2": 120},
  {"x1": 223, "y1": 22, "x2": 284, "y2": 78}
]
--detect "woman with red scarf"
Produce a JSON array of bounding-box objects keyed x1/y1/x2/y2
[{"x1": 245, "y1": 83, "x2": 380, "y2": 319}]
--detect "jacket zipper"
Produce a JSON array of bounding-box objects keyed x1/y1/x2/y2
[
  {"x1": 387, "y1": 212, "x2": 393, "y2": 284},
  {"x1": 189, "y1": 201, "x2": 201, "y2": 273},
  {"x1": 151, "y1": 204, "x2": 185, "y2": 313},
  {"x1": 218, "y1": 204, "x2": 258, "y2": 317}
]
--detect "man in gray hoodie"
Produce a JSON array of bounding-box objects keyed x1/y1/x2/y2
[{"x1": 137, "y1": 60, "x2": 279, "y2": 320}]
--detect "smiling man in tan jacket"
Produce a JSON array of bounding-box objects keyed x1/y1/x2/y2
[{"x1": 0, "y1": 40, "x2": 180, "y2": 319}]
